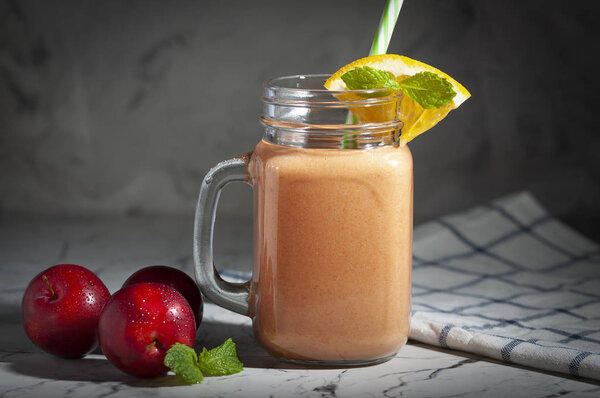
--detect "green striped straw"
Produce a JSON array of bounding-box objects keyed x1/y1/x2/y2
[
  {"x1": 343, "y1": 0, "x2": 404, "y2": 146},
  {"x1": 369, "y1": 0, "x2": 404, "y2": 56}
]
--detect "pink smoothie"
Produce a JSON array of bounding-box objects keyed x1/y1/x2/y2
[{"x1": 248, "y1": 139, "x2": 413, "y2": 362}]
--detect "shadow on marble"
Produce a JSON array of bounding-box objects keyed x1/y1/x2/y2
[
  {"x1": 6, "y1": 353, "x2": 192, "y2": 387},
  {"x1": 0, "y1": 306, "x2": 36, "y2": 353}
]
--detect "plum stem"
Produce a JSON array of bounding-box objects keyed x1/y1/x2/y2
[
  {"x1": 146, "y1": 339, "x2": 158, "y2": 352},
  {"x1": 42, "y1": 275, "x2": 57, "y2": 300}
]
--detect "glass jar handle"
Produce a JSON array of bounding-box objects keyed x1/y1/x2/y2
[{"x1": 193, "y1": 153, "x2": 252, "y2": 316}]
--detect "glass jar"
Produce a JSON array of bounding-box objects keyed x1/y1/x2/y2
[{"x1": 194, "y1": 75, "x2": 412, "y2": 366}]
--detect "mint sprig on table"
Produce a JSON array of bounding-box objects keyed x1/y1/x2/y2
[
  {"x1": 197, "y1": 338, "x2": 244, "y2": 376},
  {"x1": 164, "y1": 339, "x2": 243, "y2": 384},
  {"x1": 341, "y1": 66, "x2": 457, "y2": 109}
]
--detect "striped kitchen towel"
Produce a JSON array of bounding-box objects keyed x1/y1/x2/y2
[
  {"x1": 220, "y1": 192, "x2": 600, "y2": 380},
  {"x1": 410, "y1": 192, "x2": 600, "y2": 380}
]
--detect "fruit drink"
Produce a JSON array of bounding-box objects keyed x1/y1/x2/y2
[{"x1": 248, "y1": 140, "x2": 413, "y2": 362}]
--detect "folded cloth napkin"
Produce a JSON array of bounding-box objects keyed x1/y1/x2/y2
[
  {"x1": 220, "y1": 192, "x2": 600, "y2": 380},
  {"x1": 410, "y1": 192, "x2": 600, "y2": 380}
]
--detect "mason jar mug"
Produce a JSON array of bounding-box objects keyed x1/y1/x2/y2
[{"x1": 194, "y1": 75, "x2": 412, "y2": 366}]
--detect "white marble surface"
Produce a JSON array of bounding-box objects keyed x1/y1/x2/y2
[{"x1": 1, "y1": 215, "x2": 599, "y2": 397}]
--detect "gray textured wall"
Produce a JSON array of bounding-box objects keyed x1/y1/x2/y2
[{"x1": 1, "y1": 1, "x2": 599, "y2": 237}]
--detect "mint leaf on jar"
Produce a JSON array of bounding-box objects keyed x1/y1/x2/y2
[{"x1": 398, "y1": 71, "x2": 456, "y2": 109}]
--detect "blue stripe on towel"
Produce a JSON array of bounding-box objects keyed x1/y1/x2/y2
[
  {"x1": 439, "y1": 325, "x2": 453, "y2": 348},
  {"x1": 569, "y1": 352, "x2": 593, "y2": 376},
  {"x1": 501, "y1": 339, "x2": 538, "y2": 362}
]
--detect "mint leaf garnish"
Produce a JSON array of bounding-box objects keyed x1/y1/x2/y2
[
  {"x1": 164, "y1": 343, "x2": 204, "y2": 384},
  {"x1": 198, "y1": 338, "x2": 244, "y2": 377},
  {"x1": 398, "y1": 71, "x2": 456, "y2": 109},
  {"x1": 340, "y1": 66, "x2": 457, "y2": 109},
  {"x1": 164, "y1": 339, "x2": 243, "y2": 384},
  {"x1": 341, "y1": 66, "x2": 401, "y2": 91}
]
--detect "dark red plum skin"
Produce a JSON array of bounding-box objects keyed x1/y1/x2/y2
[
  {"x1": 98, "y1": 282, "x2": 196, "y2": 378},
  {"x1": 123, "y1": 265, "x2": 203, "y2": 329},
  {"x1": 22, "y1": 264, "x2": 111, "y2": 358}
]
